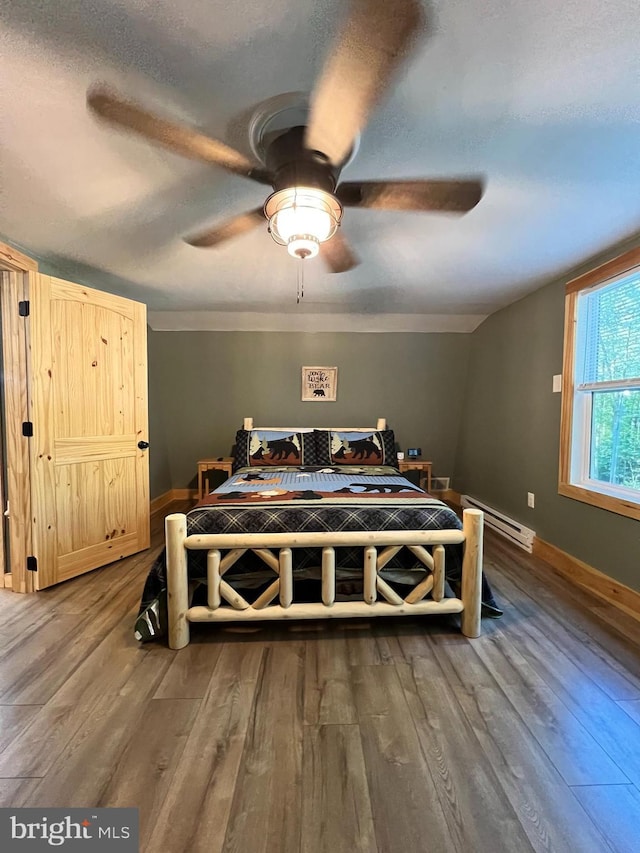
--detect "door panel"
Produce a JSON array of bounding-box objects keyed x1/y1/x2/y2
[
  {"x1": 29, "y1": 273, "x2": 149, "y2": 588},
  {"x1": 55, "y1": 458, "x2": 138, "y2": 551}
]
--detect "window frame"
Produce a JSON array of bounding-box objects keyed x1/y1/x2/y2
[{"x1": 559, "y1": 246, "x2": 640, "y2": 521}]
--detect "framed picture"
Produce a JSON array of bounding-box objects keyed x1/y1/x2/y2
[{"x1": 301, "y1": 366, "x2": 338, "y2": 401}]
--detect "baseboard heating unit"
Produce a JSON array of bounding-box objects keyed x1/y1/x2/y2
[
  {"x1": 461, "y1": 495, "x2": 535, "y2": 552},
  {"x1": 431, "y1": 477, "x2": 450, "y2": 491}
]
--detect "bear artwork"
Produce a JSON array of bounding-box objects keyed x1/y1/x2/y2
[
  {"x1": 335, "y1": 483, "x2": 421, "y2": 494},
  {"x1": 313, "y1": 388, "x2": 325, "y2": 397},
  {"x1": 348, "y1": 437, "x2": 378, "y2": 459},
  {"x1": 267, "y1": 437, "x2": 298, "y2": 460}
]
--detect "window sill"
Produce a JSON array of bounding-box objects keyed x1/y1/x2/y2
[{"x1": 558, "y1": 482, "x2": 640, "y2": 521}]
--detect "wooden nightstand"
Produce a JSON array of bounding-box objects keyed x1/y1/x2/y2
[
  {"x1": 398, "y1": 460, "x2": 432, "y2": 493},
  {"x1": 197, "y1": 457, "x2": 234, "y2": 499}
]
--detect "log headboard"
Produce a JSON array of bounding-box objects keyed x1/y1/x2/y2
[{"x1": 242, "y1": 417, "x2": 387, "y2": 431}]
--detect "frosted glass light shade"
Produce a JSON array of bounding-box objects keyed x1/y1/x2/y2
[
  {"x1": 265, "y1": 186, "x2": 343, "y2": 260},
  {"x1": 274, "y1": 204, "x2": 333, "y2": 242}
]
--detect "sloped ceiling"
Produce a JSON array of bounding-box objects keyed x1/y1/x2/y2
[{"x1": 1, "y1": 0, "x2": 640, "y2": 331}]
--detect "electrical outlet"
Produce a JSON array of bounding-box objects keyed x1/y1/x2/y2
[
  {"x1": 552, "y1": 374, "x2": 562, "y2": 393},
  {"x1": 527, "y1": 492, "x2": 535, "y2": 508}
]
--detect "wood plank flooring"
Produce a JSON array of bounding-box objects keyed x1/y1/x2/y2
[{"x1": 1, "y1": 506, "x2": 640, "y2": 852}]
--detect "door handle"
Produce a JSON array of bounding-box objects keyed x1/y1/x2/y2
[{"x1": 138, "y1": 440, "x2": 150, "y2": 450}]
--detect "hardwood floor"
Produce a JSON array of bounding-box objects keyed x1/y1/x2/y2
[{"x1": 1, "y1": 505, "x2": 640, "y2": 852}]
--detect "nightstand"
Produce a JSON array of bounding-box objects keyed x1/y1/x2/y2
[
  {"x1": 197, "y1": 457, "x2": 234, "y2": 500},
  {"x1": 398, "y1": 460, "x2": 432, "y2": 493}
]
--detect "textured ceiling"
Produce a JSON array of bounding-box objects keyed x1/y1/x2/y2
[{"x1": 1, "y1": 0, "x2": 640, "y2": 329}]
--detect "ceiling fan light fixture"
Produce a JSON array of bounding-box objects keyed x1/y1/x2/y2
[{"x1": 265, "y1": 186, "x2": 342, "y2": 259}]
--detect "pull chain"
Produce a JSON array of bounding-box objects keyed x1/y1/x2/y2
[{"x1": 296, "y1": 261, "x2": 305, "y2": 303}]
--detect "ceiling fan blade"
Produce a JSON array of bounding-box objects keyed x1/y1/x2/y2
[
  {"x1": 87, "y1": 86, "x2": 272, "y2": 185},
  {"x1": 322, "y1": 230, "x2": 359, "y2": 273},
  {"x1": 184, "y1": 208, "x2": 266, "y2": 248},
  {"x1": 306, "y1": 0, "x2": 425, "y2": 166},
  {"x1": 337, "y1": 179, "x2": 484, "y2": 213}
]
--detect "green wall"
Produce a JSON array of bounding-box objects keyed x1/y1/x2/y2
[
  {"x1": 148, "y1": 328, "x2": 172, "y2": 499},
  {"x1": 16, "y1": 234, "x2": 640, "y2": 592},
  {"x1": 455, "y1": 275, "x2": 640, "y2": 592},
  {"x1": 147, "y1": 329, "x2": 471, "y2": 494}
]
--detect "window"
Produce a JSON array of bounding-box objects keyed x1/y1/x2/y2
[{"x1": 559, "y1": 248, "x2": 640, "y2": 520}]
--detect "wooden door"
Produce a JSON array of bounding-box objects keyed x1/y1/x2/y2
[{"x1": 28, "y1": 273, "x2": 150, "y2": 588}]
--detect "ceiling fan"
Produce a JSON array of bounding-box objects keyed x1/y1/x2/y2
[{"x1": 87, "y1": 0, "x2": 484, "y2": 273}]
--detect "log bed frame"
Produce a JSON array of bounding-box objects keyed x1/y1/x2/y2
[{"x1": 165, "y1": 419, "x2": 484, "y2": 649}]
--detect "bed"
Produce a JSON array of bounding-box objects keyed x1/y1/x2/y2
[{"x1": 139, "y1": 420, "x2": 486, "y2": 649}]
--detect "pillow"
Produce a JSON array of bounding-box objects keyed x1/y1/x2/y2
[
  {"x1": 233, "y1": 429, "x2": 319, "y2": 470},
  {"x1": 314, "y1": 429, "x2": 396, "y2": 466}
]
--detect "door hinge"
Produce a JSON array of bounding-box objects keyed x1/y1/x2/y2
[
  {"x1": 22, "y1": 421, "x2": 33, "y2": 437},
  {"x1": 26, "y1": 556, "x2": 38, "y2": 572},
  {"x1": 18, "y1": 300, "x2": 30, "y2": 317}
]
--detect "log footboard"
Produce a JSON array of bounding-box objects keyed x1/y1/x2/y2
[{"x1": 166, "y1": 508, "x2": 483, "y2": 649}]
